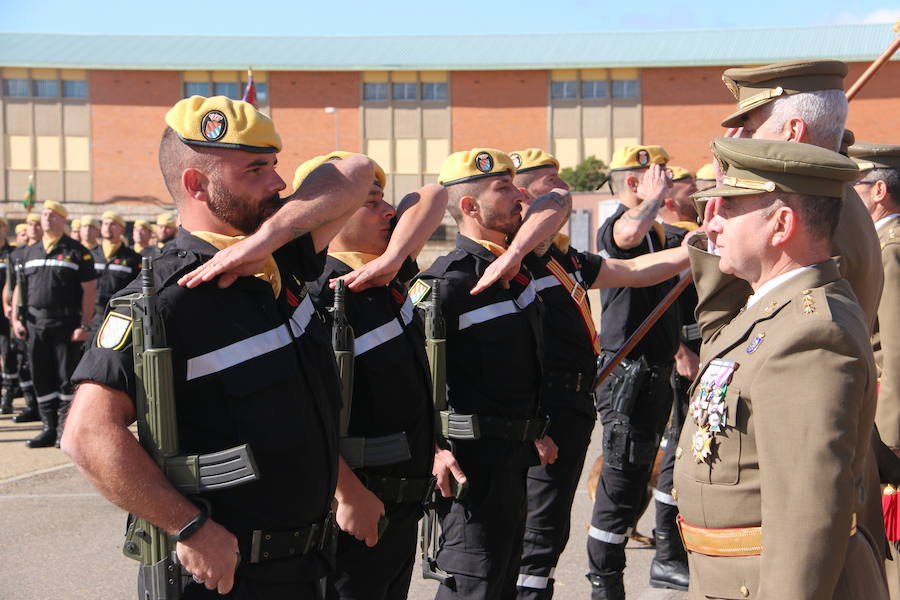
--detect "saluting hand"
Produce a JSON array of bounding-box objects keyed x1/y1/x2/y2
[
  {"x1": 177, "y1": 236, "x2": 270, "y2": 290},
  {"x1": 636, "y1": 163, "x2": 671, "y2": 204},
  {"x1": 433, "y1": 445, "x2": 467, "y2": 498},
  {"x1": 470, "y1": 252, "x2": 521, "y2": 295},
  {"x1": 176, "y1": 519, "x2": 240, "y2": 595},
  {"x1": 332, "y1": 253, "x2": 403, "y2": 292}
]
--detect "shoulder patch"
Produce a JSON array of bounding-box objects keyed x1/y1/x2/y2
[
  {"x1": 96, "y1": 311, "x2": 133, "y2": 350},
  {"x1": 409, "y1": 279, "x2": 432, "y2": 306},
  {"x1": 83, "y1": 253, "x2": 92, "y2": 261},
  {"x1": 795, "y1": 287, "x2": 832, "y2": 320}
]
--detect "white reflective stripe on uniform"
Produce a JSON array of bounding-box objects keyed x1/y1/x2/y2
[
  {"x1": 59, "y1": 393, "x2": 74, "y2": 402},
  {"x1": 36, "y1": 392, "x2": 59, "y2": 404},
  {"x1": 400, "y1": 295, "x2": 414, "y2": 325},
  {"x1": 25, "y1": 259, "x2": 79, "y2": 271},
  {"x1": 354, "y1": 318, "x2": 404, "y2": 356},
  {"x1": 588, "y1": 526, "x2": 633, "y2": 544},
  {"x1": 458, "y1": 300, "x2": 517, "y2": 330},
  {"x1": 94, "y1": 263, "x2": 106, "y2": 271},
  {"x1": 0, "y1": 263, "x2": 7, "y2": 269},
  {"x1": 186, "y1": 324, "x2": 293, "y2": 381},
  {"x1": 21, "y1": 379, "x2": 34, "y2": 390},
  {"x1": 653, "y1": 488, "x2": 678, "y2": 506},
  {"x1": 535, "y1": 275, "x2": 561, "y2": 291},
  {"x1": 108, "y1": 264, "x2": 133, "y2": 273},
  {"x1": 516, "y1": 574, "x2": 550, "y2": 589},
  {"x1": 288, "y1": 295, "x2": 315, "y2": 337},
  {"x1": 574, "y1": 269, "x2": 584, "y2": 285},
  {"x1": 515, "y1": 278, "x2": 537, "y2": 309}
]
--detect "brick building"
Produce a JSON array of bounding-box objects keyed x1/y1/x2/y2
[{"x1": 1, "y1": 24, "x2": 898, "y2": 252}]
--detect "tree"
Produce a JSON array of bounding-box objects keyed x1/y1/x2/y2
[{"x1": 560, "y1": 155, "x2": 608, "y2": 192}]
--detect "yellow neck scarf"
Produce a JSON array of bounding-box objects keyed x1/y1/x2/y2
[
  {"x1": 328, "y1": 252, "x2": 380, "y2": 271},
  {"x1": 472, "y1": 238, "x2": 507, "y2": 257},
  {"x1": 553, "y1": 233, "x2": 571, "y2": 253},
  {"x1": 102, "y1": 240, "x2": 121, "y2": 260},
  {"x1": 42, "y1": 234, "x2": 62, "y2": 254},
  {"x1": 672, "y1": 220, "x2": 699, "y2": 232},
  {"x1": 192, "y1": 231, "x2": 282, "y2": 297}
]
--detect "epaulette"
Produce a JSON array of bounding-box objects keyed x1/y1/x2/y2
[
  {"x1": 793, "y1": 287, "x2": 832, "y2": 320},
  {"x1": 882, "y1": 227, "x2": 900, "y2": 249}
]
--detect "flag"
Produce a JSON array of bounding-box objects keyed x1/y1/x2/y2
[
  {"x1": 242, "y1": 68, "x2": 257, "y2": 108},
  {"x1": 22, "y1": 175, "x2": 34, "y2": 212}
]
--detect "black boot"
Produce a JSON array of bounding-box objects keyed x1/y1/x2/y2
[
  {"x1": 55, "y1": 396, "x2": 72, "y2": 448},
  {"x1": 586, "y1": 574, "x2": 625, "y2": 600},
  {"x1": 649, "y1": 501, "x2": 689, "y2": 591},
  {"x1": 13, "y1": 387, "x2": 40, "y2": 423},
  {"x1": 0, "y1": 385, "x2": 13, "y2": 414},
  {"x1": 26, "y1": 401, "x2": 58, "y2": 448}
]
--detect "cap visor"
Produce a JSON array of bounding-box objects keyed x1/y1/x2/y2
[{"x1": 720, "y1": 106, "x2": 751, "y2": 128}]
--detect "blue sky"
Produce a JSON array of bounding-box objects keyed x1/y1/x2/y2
[{"x1": 2, "y1": 0, "x2": 899, "y2": 35}]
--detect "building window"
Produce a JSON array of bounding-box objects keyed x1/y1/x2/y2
[
  {"x1": 3, "y1": 79, "x2": 29, "y2": 97},
  {"x1": 582, "y1": 80, "x2": 608, "y2": 99},
  {"x1": 62, "y1": 80, "x2": 88, "y2": 98},
  {"x1": 184, "y1": 81, "x2": 211, "y2": 97},
  {"x1": 422, "y1": 82, "x2": 448, "y2": 101},
  {"x1": 393, "y1": 82, "x2": 417, "y2": 101},
  {"x1": 214, "y1": 82, "x2": 240, "y2": 99},
  {"x1": 612, "y1": 79, "x2": 639, "y2": 99},
  {"x1": 363, "y1": 82, "x2": 388, "y2": 101},
  {"x1": 33, "y1": 79, "x2": 58, "y2": 97},
  {"x1": 551, "y1": 81, "x2": 578, "y2": 99},
  {"x1": 253, "y1": 82, "x2": 268, "y2": 102}
]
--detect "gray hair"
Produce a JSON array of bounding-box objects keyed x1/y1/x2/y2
[
  {"x1": 869, "y1": 167, "x2": 900, "y2": 206},
  {"x1": 765, "y1": 90, "x2": 848, "y2": 151}
]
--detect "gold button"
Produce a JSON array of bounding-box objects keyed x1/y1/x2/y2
[
  {"x1": 671, "y1": 488, "x2": 678, "y2": 501},
  {"x1": 740, "y1": 585, "x2": 749, "y2": 597},
  {"x1": 675, "y1": 447, "x2": 683, "y2": 459}
]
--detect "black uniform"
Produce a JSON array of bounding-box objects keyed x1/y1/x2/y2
[
  {"x1": 6, "y1": 244, "x2": 37, "y2": 420},
  {"x1": 20, "y1": 235, "x2": 96, "y2": 445},
  {"x1": 413, "y1": 234, "x2": 544, "y2": 600},
  {"x1": 516, "y1": 239, "x2": 603, "y2": 600},
  {"x1": 73, "y1": 229, "x2": 340, "y2": 599},
  {"x1": 89, "y1": 243, "x2": 141, "y2": 331},
  {"x1": 309, "y1": 254, "x2": 433, "y2": 600},
  {"x1": 587, "y1": 205, "x2": 685, "y2": 596},
  {"x1": 0, "y1": 240, "x2": 17, "y2": 411}
]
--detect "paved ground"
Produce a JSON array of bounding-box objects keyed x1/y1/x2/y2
[{"x1": 0, "y1": 395, "x2": 686, "y2": 600}]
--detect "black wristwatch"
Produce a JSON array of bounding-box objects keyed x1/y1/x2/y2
[{"x1": 176, "y1": 504, "x2": 210, "y2": 542}]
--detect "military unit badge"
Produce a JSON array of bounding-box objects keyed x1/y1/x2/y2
[
  {"x1": 637, "y1": 149, "x2": 650, "y2": 165},
  {"x1": 409, "y1": 279, "x2": 432, "y2": 305},
  {"x1": 690, "y1": 358, "x2": 738, "y2": 463},
  {"x1": 475, "y1": 152, "x2": 494, "y2": 173},
  {"x1": 96, "y1": 311, "x2": 133, "y2": 350},
  {"x1": 201, "y1": 110, "x2": 227, "y2": 141},
  {"x1": 511, "y1": 153, "x2": 523, "y2": 169},
  {"x1": 746, "y1": 333, "x2": 765, "y2": 354}
]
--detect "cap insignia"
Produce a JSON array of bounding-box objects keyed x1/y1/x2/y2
[
  {"x1": 475, "y1": 152, "x2": 494, "y2": 173},
  {"x1": 201, "y1": 110, "x2": 228, "y2": 142},
  {"x1": 637, "y1": 149, "x2": 650, "y2": 166},
  {"x1": 511, "y1": 153, "x2": 522, "y2": 169}
]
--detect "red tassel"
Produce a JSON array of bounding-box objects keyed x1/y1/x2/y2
[{"x1": 883, "y1": 488, "x2": 900, "y2": 542}]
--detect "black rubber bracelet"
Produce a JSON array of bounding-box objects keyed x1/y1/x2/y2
[{"x1": 176, "y1": 504, "x2": 209, "y2": 542}]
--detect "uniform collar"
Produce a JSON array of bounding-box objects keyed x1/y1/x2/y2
[
  {"x1": 42, "y1": 233, "x2": 63, "y2": 254},
  {"x1": 875, "y1": 213, "x2": 900, "y2": 233},
  {"x1": 457, "y1": 234, "x2": 502, "y2": 262},
  {"x1": 746, "y1": 265, "x2": 814, "y2": 309},
  {"x1": 553, "y1": 233, "x2": 570, "y2": 253},
  {"x1": 102, "y1": 240, "x2": 122, "y2": 260},
  {"x1": 470, "y1": 238, "x2": 507, "y2": 257},
  {"x1": 328, "y1": 251, "x2": 380, "y2": 271},
  {"x1": 189, "y1": 229, "x2": 282, "y2": 297}
]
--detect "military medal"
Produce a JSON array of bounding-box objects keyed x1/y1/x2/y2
[
  {"x1": 746, "y1": 333, "x2": 765, "y2": 354},
  {"x1": 690, "y1": 359, "x2": 738, "y2": 462}
]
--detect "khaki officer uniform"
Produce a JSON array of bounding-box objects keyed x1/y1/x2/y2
[
  {"x1": 673, "y1": 138, "x2": 887, "y2": 600},
  {"x1": 717, "y1": 60, "x2": 884, "y2": 334}
]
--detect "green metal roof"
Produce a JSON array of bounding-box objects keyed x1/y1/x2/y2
[{"x1": 1, "y1": 24, "x2": 898, "y2": 71}]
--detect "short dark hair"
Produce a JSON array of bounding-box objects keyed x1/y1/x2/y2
[
  {"x1": 445, "y1": 180, "x2": 485, "y2": 224},
  {"x1": 765, "y1": 192, "x2": 841, "y2": 241},
  {"x1": 158, "y1": 127, "x2": 217, "y2": 203},
  {"x1": 869, "y1": 168, "x2": 900, "y2": 207}
]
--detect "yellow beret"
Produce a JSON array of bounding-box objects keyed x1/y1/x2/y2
[
  {"x1": 25, "y1": 213, "x2": 41, "y2": 223},
  {"x1": 156, "y1": 213, "x2": 176, "y2": 227},
  {"x1": 609, "y1": 145, "x2": 669, "y2": 172},
  {"x1": 71, "y1": 218, "x2": 81, "y2": 229},
  {"x1": 292, "y1": 151, "x2": 387, "y2": 192},
  {"x1": 101, "y1": 211, "x2": 126, "y2": 227},
  {"x1": 695, "y1": 163, "x2": 716, "y2": 181},
  {"x1": 133, "y1": 220, "x2": 151, "y2": 230},
  {"x1": 509, "y1": 148, "x2": 559, "y2": 174},
  {"x1": 439, "y1": 148, "x2": 516, "y2": 186},
  {"x1": 165, "y1": 95, "x2": 282, "y2": 154},
  {"x1": 15, "y1": 224, "x2": 26, "y2": 234},
  {"x1": 666, "y1": 166, "x2": 692, "y2": 182},
  {"x1": 80, "y1": 216, "x2": 99, "y2": 228},
  {"x1": 42, "y1": 201, "x2": 68, "y2": 219}
]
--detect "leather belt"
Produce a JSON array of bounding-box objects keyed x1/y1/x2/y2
[
  {"x1": 340, "y1": 432, "x2": 411, "y2": 469},
  {"x1": 246, "y1": 514, "x2": 336, "y2": 564},
  {"x1": 439, "y1": 411, "x2": 549, "y2": 442},
  {"x1": 27, "y1": 306, "x2": 78, "y2": 319},
  {"x1": 543, "y1": 370, "x2": 595, "y2": 393},
  {"x1": 356, "y1": 472, "x2": 435, "y2": 504},
  {"x1": 677, "y1": 513, "x2": 857, "y2": 557}
]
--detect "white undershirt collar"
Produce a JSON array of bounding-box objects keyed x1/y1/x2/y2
[
  {"x1": 875, "y1": 213, "x2": 900, "y2": 232},
  {"x1": 746, "y1": 264, "x2": 815, "y2": 309}
]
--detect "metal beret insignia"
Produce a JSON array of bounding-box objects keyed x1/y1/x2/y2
[
  {"x1": 475, "y1": 152, "x2": 494, "y2": 173},
  {"x1": 200, "y1": 110, "x2": 228, "y2": 142}
]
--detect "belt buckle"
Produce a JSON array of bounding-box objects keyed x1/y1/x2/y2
[{"x1": 249, "y1": 530, "x2": 263, "y2": 564}]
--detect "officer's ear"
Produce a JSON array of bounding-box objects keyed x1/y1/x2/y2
[
  {"x1": 783, "y1": 118, "x2": 809, "y2": 145},
  {"x1": 873, "y1": 179, "x2": 889, "y2": 204},
  {"x1": 182, "y1": 168, "x2": 210, "y2": 202},
  {"x1": 626, "y1": 174, "x2": 640, "y2": 193},
  {"x1": 460, "y1": 195, "x2": 478, "y2": 217},
  {"x1": 769, "y1": 201, "x2": 798, "y2": 248}
]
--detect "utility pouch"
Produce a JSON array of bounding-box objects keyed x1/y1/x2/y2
[{"x1": 602, "y1": 420, "x2": 631, "y2": 470}]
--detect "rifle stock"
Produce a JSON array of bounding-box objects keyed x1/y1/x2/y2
[{"x1": 331, "y1": 279, "x2": 354, "y2": 438}]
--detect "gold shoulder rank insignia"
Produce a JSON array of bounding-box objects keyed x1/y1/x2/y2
[
  {"x1": 96, "y1": 311, "x2": 133, "y2": 350},
  {"x1": 409, "y1": 279, "x2": 432, "y2": 306}
]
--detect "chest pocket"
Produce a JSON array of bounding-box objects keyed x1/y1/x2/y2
[{"x1": 692, "y1": 386, "x2": 745, "y2": 485}]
